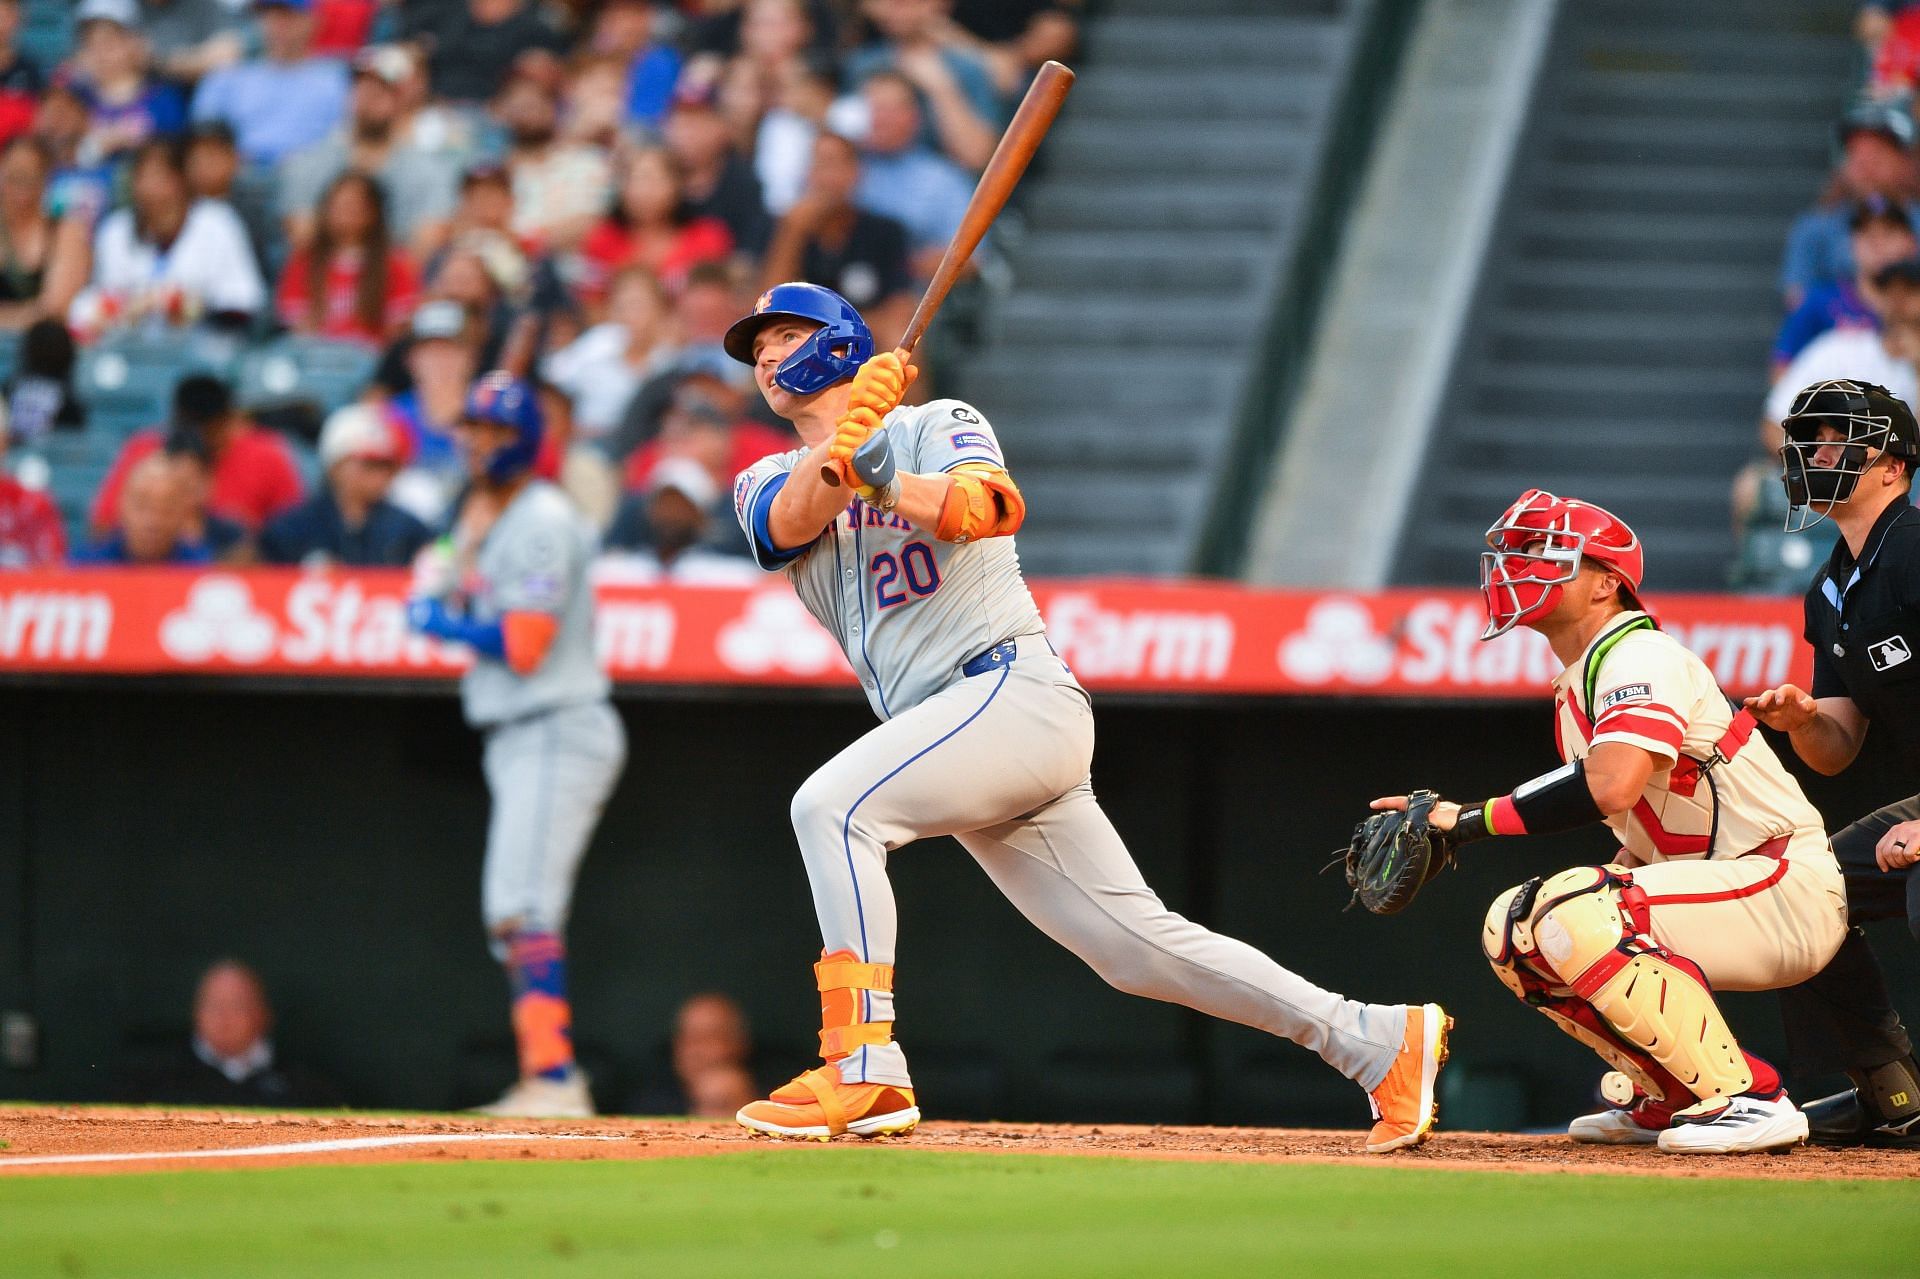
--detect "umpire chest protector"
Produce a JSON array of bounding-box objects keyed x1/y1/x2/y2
[{"x1": 1804, "y1": 500, "x2": 1920, "y2": 767}]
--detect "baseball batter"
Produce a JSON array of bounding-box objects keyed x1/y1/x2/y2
[
  {"x1": 722, "y1": 282, "x2": 1448, "y2": 1151},
  {"x1": 406, "y1": 372, "x2": 627, "y2": 1118},
  {"x1": 1368, "y1": 490, "x2": 1847, "y2": 1153}
]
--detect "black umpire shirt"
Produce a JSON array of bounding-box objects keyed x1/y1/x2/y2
[{"x1": 1806, "y1": 498, "x2": 1920, "y2": 773}]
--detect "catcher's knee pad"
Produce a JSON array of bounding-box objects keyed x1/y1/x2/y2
[
  {"x1": 815, "y1": 950, "x2": 895, "y2": 1062},
  {"x1": 1482, "y1": 877, "x2": 1547, "y2": 1002},
  {"x1": 1526, "y1": 867, "x2": 1753, "y2": 1103}
]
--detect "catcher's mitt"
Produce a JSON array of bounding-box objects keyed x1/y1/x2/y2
[{"x1": 1341, "y1": 790, "x2": 1458, "y2": 915}]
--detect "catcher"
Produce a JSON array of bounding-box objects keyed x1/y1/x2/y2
[{"x1": 1351, "y1": 489, "x2": 1846, "y2": 1153}]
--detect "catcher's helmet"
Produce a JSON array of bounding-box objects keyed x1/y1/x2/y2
[
  {"x1": 722, "y1": 281, "x2": 874, "y2": 395},
  {"x1": 1778, "y1": 378, "x2": 1920, "y2": 531},
  {"x1": 1480, "y1": 489, "x2": 1645, "y2": 640},
  {"x1": 461, "y1": 371, "x2": 544, "y2": 484}
]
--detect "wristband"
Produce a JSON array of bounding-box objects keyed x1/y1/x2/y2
[{"x1": 1465, "y1": 759, "x2": 1606, "y2": 839}]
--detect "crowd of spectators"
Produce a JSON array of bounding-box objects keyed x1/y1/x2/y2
[
  {"x1": 1734, "y1": 6, "x2": 1920, "y2": 591},
  {"x1": 0, "y1": 0, "x2": 1084, "y2": 574}
]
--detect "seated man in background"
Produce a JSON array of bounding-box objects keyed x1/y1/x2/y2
[
  {"x1": 599, "y1": 456, "x2": 758, "y2": 583},
  {"x1": 854, "y1": 70, "x2": 973, "y2": 281},
  {"x1": 163, "y1": 429, "x2": 252, "y2": 563},
  {"x1": 1773, "y1": 199, "x2": 1917, "y2": 378},
  {"x1": 761, "y1": 132, "x2": 914, "y2": 348},
  {"x1": 119, "y1": 959, "x2": 344, "y2": 1108},
  {"x1": 261, "y1": 403, "x2": 432, "y2": 567},
  {"x1": 278, "y1": 45, "x2": 460, "y2": 257},
  {"x1": 71, "y1": 451, "x2": 211, "y2": 565},
  {"x1": 627, "y1": 992, "x2": 759, "y2": 1118},
  {"x1": 190, "y1": 0, "x2": 349, "y2": 169},
  {"x1": 0, "y1": 399, "x2": 63, "y2": 568},
  {"x1": 89, "y1": 374, "x2": 304, "y2": 537}
]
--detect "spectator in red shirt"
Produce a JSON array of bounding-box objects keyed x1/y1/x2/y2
[
  {"x1": 579, "y1": 144, "x2": 734, "y2": 301},
  {"x1": 277, "y1": 171, "x2": 421, "y2": 344},
  {"x1": 89, "y1": 374, "x2": 304, "y2": 536},
  {"x1": 0, "y1": 401, "x2": 63, "y2": 568},
  {"x1": 0, "y1": 0, "x2": 44, "y2": 147}
]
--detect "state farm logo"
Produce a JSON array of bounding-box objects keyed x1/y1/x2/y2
[
  {"x1": 159, "y1": 576, "x2": 277, "y2": 663},
  {"x1": 1270, "y1": 598, "x2": 1802, "y2": 693},
  {"x1": 1044, "y1": 592, "x2": 1234, "y2": 680},
  {"x1": 0, "y1": 587, "x2": 111, "y2": 660},
  {"x1": 1277, "y1": 598, "x2": 1395, "y2": 686},
  {"x1": 717, "y1": 590, "x2": 844, "y2": 675}
]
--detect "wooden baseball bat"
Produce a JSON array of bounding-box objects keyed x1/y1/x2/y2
[{"x1": 821, "y1": 59, "x2": 1076, "y2": 486}]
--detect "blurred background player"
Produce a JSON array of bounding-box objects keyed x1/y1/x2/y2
[
  {"x1": 1747, "y1": 380, "x2": 1920, "y2": 1148},
  {"x1": 407, "y1": 372, "x2": 627, "y2": 1118},
  {"x1": 117, "y1": 958, "x2": 344, "y2": 1108}
]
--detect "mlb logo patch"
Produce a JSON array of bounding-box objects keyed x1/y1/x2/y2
[
  {"x1": 950, "y1": 430, "x2": 997, "y2": 454},
  {"x1": 1870, "y1": 635, "x2": 1912, "y2": 672},
  {"x1": 1599, "y1": 683, "x2": 1652, "y2": 710}
]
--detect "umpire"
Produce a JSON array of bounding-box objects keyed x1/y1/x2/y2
[{"x1": 1746, "y1": 378, "x2": 1920, "y2": 1148}]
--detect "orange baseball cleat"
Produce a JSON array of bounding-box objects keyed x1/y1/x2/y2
[
  {"x1": 735, "y1": 1064, "x2": 919, "y2": 1141},
  {"x1": 1365, "y1": 1003, "x2": 1452, "y2": 1153}
]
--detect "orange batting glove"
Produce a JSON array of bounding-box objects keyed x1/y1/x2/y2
[
  {"x1": 826, "y1": 405, "x2": 885, "y2": 487},
  {"x1": 847, "y1": 350, "x2": 918, "y2": 418}
]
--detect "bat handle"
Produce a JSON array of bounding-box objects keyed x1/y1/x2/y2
[{"x1": 819, "y1": 459, "x2": 842, "y2": 487}]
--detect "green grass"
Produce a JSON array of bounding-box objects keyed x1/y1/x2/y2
[{"x1": 3, "y1": 1150, "x2": 1916, "y2": 1278}]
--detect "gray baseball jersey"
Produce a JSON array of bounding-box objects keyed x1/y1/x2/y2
[
  {"x1": 734, "y1": 397, "x2": 1410, "y2": 1102},
  {"x1": 462, "y1": 480, "x2": 608, "y2": 728},
  {"x1": 732, "y1": 398, "x2": 1045, "y2": 719}
]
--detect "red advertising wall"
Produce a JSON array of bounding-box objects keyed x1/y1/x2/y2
[{"x1": 0, "y1": 570, "x2": 1811, "y2": 698}]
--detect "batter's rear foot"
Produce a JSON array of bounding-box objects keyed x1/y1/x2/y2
[
  {"x1": 1365, "y1": 1003, "x2": 1450, "y2": 1153},
  {"x1": 736, "y1": 1065, "x2": 919, "y2": 1141}
]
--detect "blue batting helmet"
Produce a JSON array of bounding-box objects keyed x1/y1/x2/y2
[
  {"x1": 722, "y1": 282, "x2": 873, "y2": 395},
  {"x1": 461, "y1": 371, "x2": 544, "y2": 483}
]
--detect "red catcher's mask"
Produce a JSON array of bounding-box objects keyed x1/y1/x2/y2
[{"x1": 1479, "y1": 489, "x2": 1645, "y2": 639}]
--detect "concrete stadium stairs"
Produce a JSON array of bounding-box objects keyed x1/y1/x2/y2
[
  {"x1": 1392, "y1": 0, "x2": 1860, "y2": 590},
  {"x1": 946, "y1": 0, "x2": 1379, "y2": 576}
]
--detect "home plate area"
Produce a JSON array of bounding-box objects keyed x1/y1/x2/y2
[{"x1": 2, "y1": 1107, "x2": 1916, "y2": 1180}]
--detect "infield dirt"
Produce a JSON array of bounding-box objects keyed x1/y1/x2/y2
[{"x1": 1, "y1": 1106, "x2": 1915, "y2": 1180}]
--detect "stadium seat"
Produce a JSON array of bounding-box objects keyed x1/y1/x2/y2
[
  {"x1": 76, "y1": 331, "x2": 246, "y2": 441},
  {"x1": 18, "y1": 0, "x2": 73, "y2": 70},
  {"x1": 238, "y1": 337, "x2": 379, "y2": 423}
]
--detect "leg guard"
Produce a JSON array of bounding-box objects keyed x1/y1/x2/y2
[
  {"x1": 1485, "y1": 876, "x2": 1692, "y2": 1107},
  {"x1": 815, "y1": 949, "x2": 896, "y2": 1064},
  {"x1": 1526, "y1": 866, "x2": 1755, "y2": 1103}
]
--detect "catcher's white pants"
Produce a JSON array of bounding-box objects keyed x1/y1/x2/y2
[{"x1": 788, "y1": 638, "x2": 1407, "y2": 1091}]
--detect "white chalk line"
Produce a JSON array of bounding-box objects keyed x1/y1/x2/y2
[{"x1": 0, "y1": 1131, "x2": 620, "y2": 1167}]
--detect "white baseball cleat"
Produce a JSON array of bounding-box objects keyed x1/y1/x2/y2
[
  {"x1": 1656, "y1": 1093, "x2": 1808, "y2": 1155},
  {"x1": 1568, "y1": 1107, "x2": 1662, "y2": 1145},
  {"x1": 470, "y1": 1071, "x2": 595, "y2": 1119}
]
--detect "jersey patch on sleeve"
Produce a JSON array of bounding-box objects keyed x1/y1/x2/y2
[
  {"x1": 1598, "y1": 682, "x2": 1653, "y2": 710},
  {"x1": 950, "y1": 430, "x2": 997, "y2": 454},
  {"x1": 733, "y1": 470, "x2": 755, "y2": 520}
]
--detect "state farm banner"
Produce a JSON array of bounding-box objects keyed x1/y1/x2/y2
[{"x1": 0, "y1": 569, "x2": 1814, "y2": 699}]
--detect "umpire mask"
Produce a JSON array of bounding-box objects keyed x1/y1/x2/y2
[{"x1": 1779, "y1": 379, "x2": 1920, "y2": 531}]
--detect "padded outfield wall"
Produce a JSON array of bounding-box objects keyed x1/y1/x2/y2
[{"x1": 1, "y1": 677, "x2": 1913, "y2": 1130}]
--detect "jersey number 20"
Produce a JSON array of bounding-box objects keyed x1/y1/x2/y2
[{"x1": 873, "y1": 542, "x2": 941, "y2": 609}]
